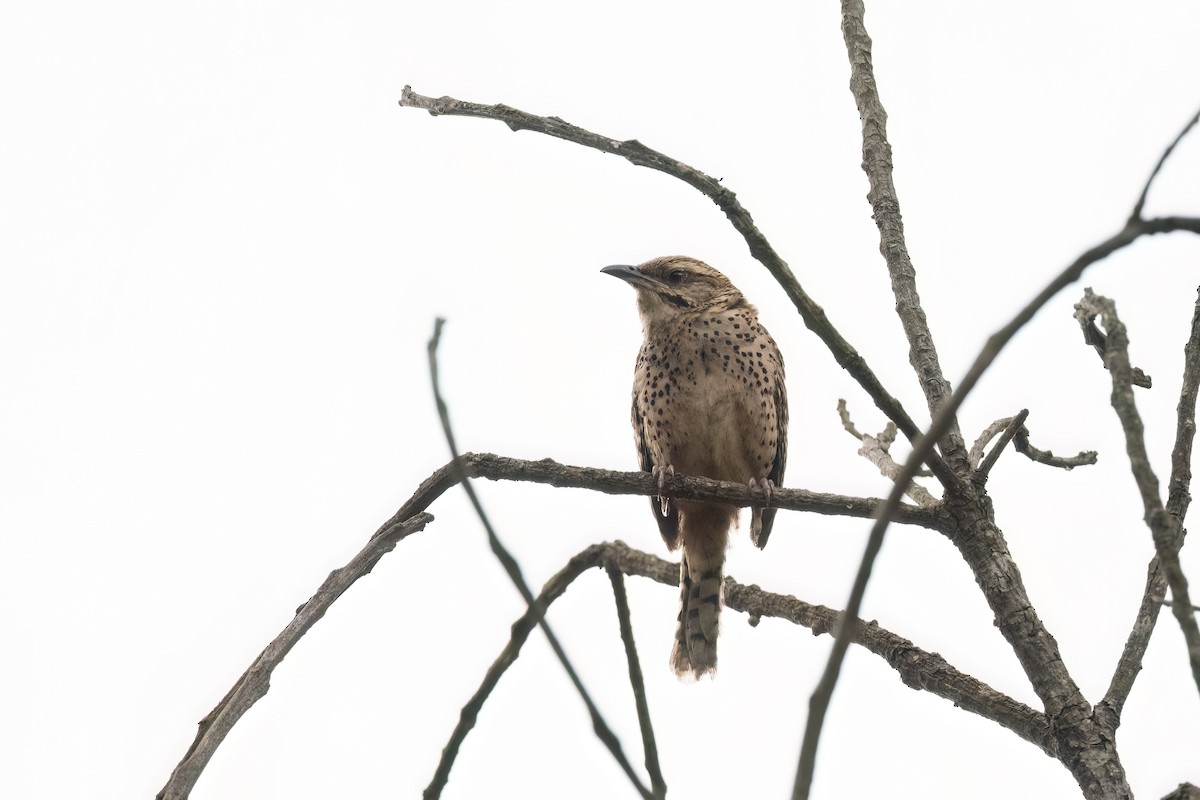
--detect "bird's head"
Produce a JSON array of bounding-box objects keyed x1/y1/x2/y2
[{"x1": 601, "y1": 256, "x2": 747, "y2": 328}]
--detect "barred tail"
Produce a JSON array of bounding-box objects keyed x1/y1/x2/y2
[{"x1": 670, "y1": 549, "x2": 725, "y2": 678}]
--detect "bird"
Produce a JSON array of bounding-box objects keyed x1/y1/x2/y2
[{"x1": 602, "y1": 256, "x2": 788, "y2": 678}]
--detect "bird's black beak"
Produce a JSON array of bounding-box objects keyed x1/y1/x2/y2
[{"x1": 602, "y1": 264, "x2": 658, "y2": 291}]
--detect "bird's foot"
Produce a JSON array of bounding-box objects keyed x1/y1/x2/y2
[
  {"x1": 652, "y1": 464, "x2": 675, "y2": 517},
  {"x1": 748, "y1": 478, "x2": 776, "y2": 548},
  {"x1": 749, "y1": 477, "x2": 776, "y2": 508}
]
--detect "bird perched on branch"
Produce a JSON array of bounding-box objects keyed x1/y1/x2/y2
[{"x1": 603, "y1": 256, "x2": 788, "y2": 678}]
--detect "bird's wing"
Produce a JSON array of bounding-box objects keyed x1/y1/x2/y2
[
  {"x1": 633, "y1": 395, "x2": 680, "y2": 550},
  {"x1": 754, "y1": 358, "x2": 789, "y2": 549}
]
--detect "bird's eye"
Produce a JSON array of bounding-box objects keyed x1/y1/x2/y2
[{"x1": 667, "y1": 270, "x2": 687, "y2": 285}]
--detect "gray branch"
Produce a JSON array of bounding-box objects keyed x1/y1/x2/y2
[
  {"x1": 399, "y1": 85, "x2": 957, "y2": 488},
  {"x1": 157, "y1": 512, "x2": 434, "y2": 800},
  {"x1": 1077, "y1": 289, "x2": 1200, "y2": 700},
  {"x1": 839, "y1": 0, "x2": 969, "y2": 479}
]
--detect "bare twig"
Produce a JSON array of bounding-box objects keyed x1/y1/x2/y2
[
  {"x1": 969, "y1": 416, "x2": 1016, "y2": 470},
  {"x1": 858, "y1": 433, "x2": 938, "y2": 507},
  {"x1": 837, "y1": 398, "x2": 864, "y2": 440},
  {"x1": 157, "y1": 512, "x2": 434, "y2": 800},
  {"x1": 1074, "y1": 290, "x2": 1200, "y2": 694},
  {"x1": 1131, "y1": 107, "x2": 1200, "y2": 222},
  {"x1": 427, "y1": 319, "x2": 653, "y2": 799},
  {"x1": 977, "y1": 410, "x2": 1031, "y2": 480},
  {"x1": 607, "y1": 566, "x2": 666, "y2": 799},
  {"x1": 424, "y1": 543, "x2": 592, "y2": 799},
  {"x1": 1076, "y1": 307, "x2": 1154, "y2": 388},
  {"x1": 1099, "y1": 288, "x2": 1200, "y2": 718},
  {"x1": 1163, "y1": 600, "x2": 1200, "y2": 612},
  {"x1": 720, "y1": 579, "x2": 1056, "y2": 759},
  {"x1": 1013, "y1": 425, "x2": 1099, "y2": 470},
  {"x1": 838, "y1": 0, "x2": 969, "y2": 481},
  {"x1": 1162, "y1": 782, "x2": 1200, "y2": 800},
  {"x1": 399, "y1": 86, "x2": 956, "y2": 488}
]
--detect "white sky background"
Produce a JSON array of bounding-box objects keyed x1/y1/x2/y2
[{"x1": 3, "y1": 1, "x2": 1199, "y2": 798}]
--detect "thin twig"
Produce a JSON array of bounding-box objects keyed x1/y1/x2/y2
[
  {"x1": 607, "y1": 566, "x2": 667, "y2": 799},
  {"x1": 1077, "y1": 307, "x2": 1153, "y2": 388},
  {"x1": 977, "y1": 410, "x2": 1030, "y2": 480},
  {"x1": 969, "y1": 416, "x2": 1017, "y2": 470},
  {"x1": 427, "y1": 319, "x2": 653, "y2": 800},
  {"x1": 399, "y1": 86, "x2": 956, "y2": 488},
  {"x1": 1013, "y1": 425, "x2": 1099, "y2": 470},
  {"x1": 1131, "y1": 106, "x2": 1200, "y2": 221},
  {"x1": 1074, "y1": 290, "x2": 1200, "y2": 694},
  {"x1": 857, "y1": 433, "x2": 938, "y2": 507},
  {"x1": 157, "y1": 512, "x2": 434, "y2": 800},
  {"x1": 837, "y1": 398, "x2": 864, "y2": 440},
  {"x1": 1163, "y1": 600, "x2": 1200, "y2": 612},
  {"x1": 839, "y1": 0, "x2": 969, "y2": 480}
]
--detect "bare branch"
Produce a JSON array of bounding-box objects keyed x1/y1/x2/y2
[
  {"x1": 977, "y1": 410, "x2": 1030, "y2": 480},
  {"x1": 428, "y1": 319, "x2": 653, "y2": 799},
  {"x1": 1163, "y1": 599, "x2": 1200, "y2": 612},
  {"x1": 428, "y1": 538, "x2": 1054, "y2": 799},
  {"x1": 1076, "y1": 307, "x2": 1153, "y2": 388},
  {"x1": 858, "y1": 433, "x2": 939, "y2": 507},
  {"x1": 1162, "y1": 783, "x2": 1200, "y2": 800},
  {"x1": 1131, "y1": 107, "x2": 1200, "y2": 221},
  {"x1": 837, "y1": 398, "x2": 864, "y2": 440},
  {"x1": 969, "y1": 416, "x2": 1015, "y2": 470},
  {"x1": 838, "y1": 0, "x2": 969, "y2": 480},
  {"x1": 380, "y1": 451, "x2": 948, "y2": 534},
  {"x1": 600, "y1": 542, "x2": 1056, "y2": 756},
  {"x1": 1101, "y1": 287, "x2": 1200, "y2": 718},
  {"x1": 719, "y1": 581, "x2": 1056, "y2": 759},
  {"x1": 606, "y1": 566, "x2": 667, "y2": 799},
  {"x1": 399, "y1": 85, "x2": 956, "y2": 488},
  {"x1": 1074, "y1": 290, "x2": 1200, "y2": 694},
  {"x1": 1013, "y1": 425, "x2": 1099, "y2": 470},
  {"x1": 157, "y1": 512, "x2": 434, "y2": 800}
]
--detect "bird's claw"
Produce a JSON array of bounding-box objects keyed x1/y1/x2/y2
[
  {"x1": 653, "y1": 465, "x2": 675, "y2": 517},
  {"x1": 750, "y1": 477, "x2": 775, "y2": 507}
]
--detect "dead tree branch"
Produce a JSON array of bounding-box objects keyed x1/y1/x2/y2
[
  {"x1": 1075, "y1": 290, "x2": 1200, "y2": 696},
  {"x1": 399, "y1": 86, "x2": 956, "y2": 487},
  {"x1": 607, "y1": 566, "x2": 667, "y2": 799},
  {"x1": 441, "y1": 540, "x2": 1056, "y2": 778},
  {"x1": 839, "y1": 0, "x2": 968, "y2": 479},
  {"x1": 858, "y1": 433, "x2": 939, "y2": 507},
  {"x1": 1013, "y1": 425, "x2": 1099, "y2": 470},
  {"x1": 156, "y1": 512, "x2": 434, "y2": 800},
  {"x1": 428, "y1": 319, "x2": 654, "y2": 799},
  {"x1": 378, "y1": 451, "x2": 948, "y2": 534},
  {"x1": 976, "y1": 410, "x2": 1030, "y2": 480},
  {"x1": 1076, "y1": 306, "x2": 1153, "y2": 389},
  {"x1": 969, "y1": 416, "x2": 1018, "y2": 470},
  {"x1": 1131, "y1": 107, "x2": 1200, "y2": 221}
]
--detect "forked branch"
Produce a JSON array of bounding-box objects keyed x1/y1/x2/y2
[{"x1": 1075, "y1": 289, "x2": 1200, "y2": 695}]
